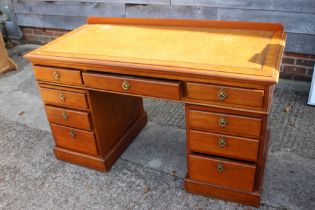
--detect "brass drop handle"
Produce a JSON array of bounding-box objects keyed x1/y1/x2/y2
[
  {"x1": 122, "y1": 80, "x2": 130, "y2": 91},
  {"x1": 69, "y1": 130, "x2": 76, "y2": 138},
  {"x1": 217, "y1": 163, "x2": 224, "y2": 172},
  {"x1": 218, "y1": 116, "x2": 228, "y2": 127},
  {"x1": 59, "y1": 93, "x2": 66, "y2": 103},
  {"x1": 52, "y1": 71, "x2": 60, "y2": 81},
  {"x1": 218, "y1": 136, "x2": 227, "y2": 148},
  {"x1": 62, "y1": 111, "x2": 69, "y2": 120},
  {"x1": 218, "y1": 88, "x2": 227, "y2": 101}
]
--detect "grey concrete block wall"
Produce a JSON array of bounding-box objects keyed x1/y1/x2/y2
[
  {"x1": 172, "y1": 0, "x2": 315, "y2": 13},
  {"x1": 126, "y1": 4, "x2": 217, "y2": 20},
  {"x1": 12, "y1": 0, "x2": 315, "y2": 54},
  {"x1": 217, "y1": 8, "x2": 315, "y2": 35}
]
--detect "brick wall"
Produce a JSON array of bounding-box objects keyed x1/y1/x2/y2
[
  {"x1": 22, "y1": 27, "x2": 68, "y2": 44},
  {"x1": 281, "y1": 53, "x2": 315, "y2": 81},
  {"x1": 22, "y1": 26, "x2": 315, "y2": 82}
]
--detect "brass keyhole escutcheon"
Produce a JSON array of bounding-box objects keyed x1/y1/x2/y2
[
  {"x1": 219, "y1": 136, "x2": 227, "y2": 148},
  {"x1": 218, "y1": 88, "x2": 227, "y2": 101},
  {"x1": 59, "y1": 93, "x2": 66, "y2": 103},
  {"x1": 69, "y1": 130, "x2": 76, "y2": 138},
  {"x1": 52, "y1": 71, "x2": 60, "y2": 81},
  {"x1": 218, "y1": 116, "x2": 228, "y2": 127},
  {"x1": 62, "y1": 111, "x2": 69, "y2": 120},
  {"x1": 217, "y1": 163, "x2": 224, "y2": 172},
  {"x1": 122, "y1": 80, "x2": 130, "y2": 91}
]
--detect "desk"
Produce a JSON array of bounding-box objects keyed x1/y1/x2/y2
[{"x1": 25, "y1": 17, "x2": 286, "y2": 207}]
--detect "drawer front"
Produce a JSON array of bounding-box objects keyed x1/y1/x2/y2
[
  {"x1": 45, "y1": 106, "x2": 92, "y2": 131},
  {"x1": 188, "y1": 110, "x2": 262, "y2": 138},
  {"x1": 189, "y1": 130, "x2": 259, "y2": 161},
  {"x1": 51, "y1": 124, "x2": 98, "y2": 155},
  {"x1": 189, "y1": 154, "x2": 256, "y2": 192},
  {"x1": 83, "y1": 73, "x2": 181, "y2": 100},
  {"x1": 40, "y1": 88, "x2": 88, "y2": 109},
  {"x1": 185, "y1": 82, "x2": 264, "y2": 108},
  {"x1": 34, "y1": 66, "x2": 82, "y2": 85}
]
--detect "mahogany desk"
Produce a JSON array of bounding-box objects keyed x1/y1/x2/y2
[{"x1": 25, "y1": 17, "x2": 286, "y2": 207}]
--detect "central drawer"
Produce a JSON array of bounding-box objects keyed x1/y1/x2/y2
[
  {"x1": 189, "y1": 154, "x2": 256, "y2": 192},
  {"x1": 82, "y1": 73, "x2": 181, "y2": 100},
  {"x1": 188, "y1": 110, "x2": 262, "y2": 138}
]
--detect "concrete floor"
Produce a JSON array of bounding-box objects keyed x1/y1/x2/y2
[{"x1": 0, "y1": 44, "x2": 314, "y2": 210}]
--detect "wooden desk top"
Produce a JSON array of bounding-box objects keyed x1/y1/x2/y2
[{"x1": 25, "y1": 17, "x2": 286, "y2": 84}]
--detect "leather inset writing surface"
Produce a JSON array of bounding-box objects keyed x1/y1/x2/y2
[{"x1": 31, "y1": 24, "x2": 281, "y2": 77}]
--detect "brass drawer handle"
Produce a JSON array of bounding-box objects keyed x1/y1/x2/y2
[
  {"x1": 217, "y1": 163, "x2": 224, "y2": 172},
  {"x1": 218, "y1": 88, "x2": 227, "y2": 101},
  {"x1": 69, "y1": 130, "x2": 76, "y2": 138},
  {"x1": 59, "y1": 93, "x2": 66, "y2": 103},
  {"x1": 52, "y1": 71, "x2": 60, "y2": 81},
  {"x1": 62, "y1": 111, "x2": 69, "y2": 120},
  {"x1": 218, "y1": 116, "x2": 227, "y2": 127},
  {"x1": 122, "y1": 80, "x2": 130, "y2": 91},
  {"x1": 218, "y1": 136, "x2": 227, "y2": 147}
]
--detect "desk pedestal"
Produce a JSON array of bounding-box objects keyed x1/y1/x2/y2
[{"x1": 42, "y1": 86, "x2": 148, "y2": 171}]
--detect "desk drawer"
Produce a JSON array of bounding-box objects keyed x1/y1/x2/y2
[
  {"x1": 188, "y1": 110, "x2": 262, "y2": 138},
  {"x1": 189, "y1": 130, "x2": 259, "y2": 161},
  {"x1": 185, "y1": 82, "x2": 264, "y2": 108},
  {"x1": 45, "y1": 106, "x2": 92, "y2": 131},
  {"x1": 82, "y1": 73, "x2": 181, "y2": 100},
  {"x1": 189, "y1": 154, "x2": 256, "y2": 192},
  {"x1": 40, "y1": 88, "x2": 88, "y2": 109},
  {"x1": 51, "y1": 124, "x2": 98, "y2": 155},
  {"x1": 34, "y1": 66, "x2": 82, "y2": 85}
]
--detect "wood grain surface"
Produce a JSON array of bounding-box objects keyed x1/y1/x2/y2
[
  {"x1": 83, "y1": 72, "x2": 181, "y2": 100},
  {"x1": 45, "y1": 106, "x2": 92, "y2": 131},
  {"x1": 34, "y1": 66, "x2": 83, "y2": 85},
  {"x1": 189, "y1": 154, "x2": 256, "y2": 192},
  {"x1": 185, "y1": 82, "x2": 265, "y2": 108},
  {"x1": 188, "y1": 109, "x2": 262, "y2": 138},
  {"x1": 189, "y1": 130, "x2": 259, "y2": 161},
  {"x1": 40, "y1": 87, "x2": 88, "y2": 109},
  {"x1": 51, "y1": 124, "x2": 98, "y2": 155}
]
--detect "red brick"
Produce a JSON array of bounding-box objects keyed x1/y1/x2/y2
[
  {"x1": 295, "y1": 67, "x2": 308, "y2": 74},
  {"x1": 45, "y1": 29, "x2": 59, "y2": 33},
  {"x1": 38, "y1": 36, "x2": 50, "y2": 42},
  {"x1": 310, "y1": 55, "x2": 315, "y2": 59},
  {"x1": 42, "y1": 30, "x2": 54, "y2": 36},
  {"x1": 24, "y1": 34, "x2": 37, "y2": 41},
  {"x1": 296, "y1": 59, "x2": 315, "y2": 67},
  {"x1": 49, "y1": 37, "x2": 57, "y2": 41},
  {"x1": 285, "y1": 52, "x2": 310, "y2": 59},
  {"x1": 282, "y1": 65, "x2": 307, "y2": 75},
  {"x1": 282, "y1": 57, "x2": 295, "y2": 64},
  {"x1": 53, "y1": 32, "x2": 66, "y2": 37},
  {"x1": 293, "y1": 75, "x2": 312, "y2": 82},
  {"x1": 280, "y1": 72, "x2": 293, "y2": 80},
  {"x1": 45, "y1": 28, "x2": 68, "y2": 33},
  {"x1": 282, "y1": 65, "x2": 294, "y2": 72},
  {"x1": 22, "y1": 28, "x2": 34, "y2": 35},
  {"x1": 33, "y1": 29, "x2": 44, "y2": 35}
]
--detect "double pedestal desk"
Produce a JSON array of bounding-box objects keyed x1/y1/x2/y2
[{"x1": 25, "y1": 17, "x2": 286, "y2": 207}]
